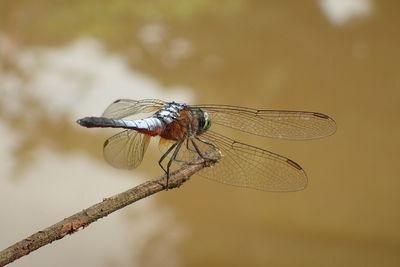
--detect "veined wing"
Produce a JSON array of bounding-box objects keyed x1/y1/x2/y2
[
  {"x1": 191, "y1": 104, "x2": 336, "y2": 140},
  {"x1": 167, "y1": 131, "x2": 307, "y2": 192},
  {"x1": 103, "y1": 130, "x2": 151, "y2": 169},
  {"x1": 102, "y1": 99, "x2": 165, "y2": 119}
]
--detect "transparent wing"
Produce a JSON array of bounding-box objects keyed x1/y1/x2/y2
[
  {"x1": 158, "y1": 137, "x2": 176, "y2": 154},
  {"x1": 190, "y1": 104, "x2": 336, "y2": 140},
  {"x1": 103, "y1": 130, "x2": 151, "y2": 169},
  {"x1": 102, "y1": 99, "x2": 165, "y2": 119},
  {"x1": 166, "y1": 131, "x2": 307, "y2": 192}
]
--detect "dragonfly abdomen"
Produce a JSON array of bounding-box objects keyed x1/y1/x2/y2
[{"x1": 77, "y1": 117, "x2": 164, "y2": 136}]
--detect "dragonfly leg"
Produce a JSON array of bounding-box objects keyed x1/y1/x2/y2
[
  {"x1": 190, "y1": 137, "x2": 217, "y2": 162},
  {"x1": 184, "y1": 122, "x2": 201, "y2": 152},
  {"x1": 171, "y1": 138, "x2": 195, "y2": 164},
  {"x1": 171, "y1": 137, "x2": 200, "y2": 165},
  {"x1": 158, "y1": 142, "x2": 178, "y2": 174},
  {"x1": 195, "y1": 136, "x2": 216, "y2": 148},
  {"x1": 185, "y1": 136, "x2": 197, "y2": 153},
  {"x1": 165, "y1": 140, "x2": 183, "y2": 189},
  {"x1": 170, "y1": 139, "x2": 191, "y2": 163}
]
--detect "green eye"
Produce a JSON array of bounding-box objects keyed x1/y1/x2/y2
[{"x1": 203, "y1": 110, "x2": 212, "y2": 131}]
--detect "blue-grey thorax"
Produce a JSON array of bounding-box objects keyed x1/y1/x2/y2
[{"x1": 154, "y1": 101, "x2": 187, "y2": 124}]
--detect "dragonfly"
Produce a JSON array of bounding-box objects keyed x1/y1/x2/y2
[{"x1": 77, "y1": 99, "x2": 336, "y2": 191}]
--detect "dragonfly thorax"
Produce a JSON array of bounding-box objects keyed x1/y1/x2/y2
[
  {"x1": 152, "y1": 102, "x2": 212, "y2": 141},
  {"x1": 154, "y1": 101, "x2": 187, "y2": 124}
]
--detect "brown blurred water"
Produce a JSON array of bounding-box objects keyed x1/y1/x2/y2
[{"x1": 1, "y1": 1, "x2": 400, "y2": 266}]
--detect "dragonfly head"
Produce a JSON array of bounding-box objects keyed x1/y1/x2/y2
[{"x1": 198, "y1": 109, "x2": 212, "y2": 134}]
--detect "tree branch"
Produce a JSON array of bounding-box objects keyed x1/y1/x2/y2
[{"x1": 0, "y1": 149, "x2": 220, "y2": 267}]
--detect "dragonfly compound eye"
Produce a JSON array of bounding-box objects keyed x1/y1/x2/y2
[{"x1": 199, "y1": 109, "x2": 212, "y2": 132}]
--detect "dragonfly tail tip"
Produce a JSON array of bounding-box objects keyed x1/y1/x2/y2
[{"x1": 76, "y1": 117, "x2": 93, "y2": 128}]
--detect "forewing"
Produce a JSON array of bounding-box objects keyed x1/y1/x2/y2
[
  {"x1": 167, "y1": 131, "x2": 307, "y2": 191},
  {"x1": 191, "y1": 105, "x2": 336, "y2": 140},
  {"x1": 103, "y1": 130, "x2": 150, "y2": 169},
  {"x1": 102, "y1": 99, "x2": 165, "y2": 119}
]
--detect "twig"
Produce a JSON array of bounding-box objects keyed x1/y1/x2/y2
[{"x1": 0, "y1": 149, "x2": 220, "y2": 267}]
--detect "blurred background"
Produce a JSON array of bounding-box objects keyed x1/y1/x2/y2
[{"x1": 1, "y1": 0, "x2": 399, "y2": 266}]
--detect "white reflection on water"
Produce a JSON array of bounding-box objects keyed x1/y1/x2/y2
[
  {"x1": 0, "y1": 35, "x2": 192, "y2": 267},
  {"x1": 138, "y1": 22, "x2": 194, "y2": 68},
  {"x1": 318, "y1": 0, "x2": 373, "y2": 26},
  {"x1": 2, "y1": 36, "x2": 193, "y2": 118},
  {"x1": 138, "y1": 23, "x2": 167, "y2": 46}
]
